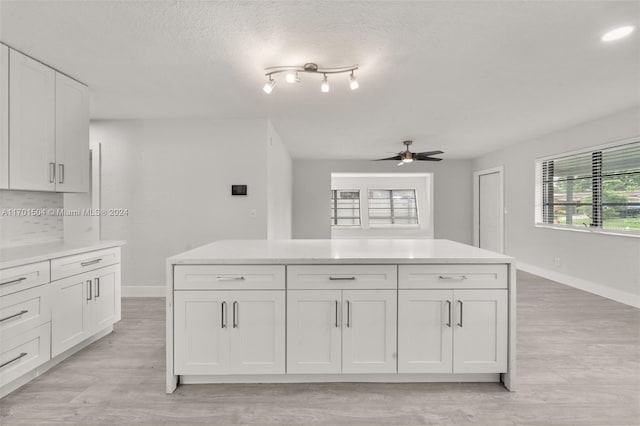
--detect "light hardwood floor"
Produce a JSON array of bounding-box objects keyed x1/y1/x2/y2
[{"x1": 1, "y1": 271, "x2": 639, "y2": 425}]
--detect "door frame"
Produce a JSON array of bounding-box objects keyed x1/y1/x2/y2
[{"x1": 473, "y1": 166, "x2": 504, "y2": 253}]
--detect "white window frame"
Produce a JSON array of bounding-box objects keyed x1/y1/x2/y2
[
  {"x1": 367, "y1": 188, "x2": 420, "y2": 228},
  {"x1": 331, "y1": 189, "x2": 361, "y2": 227},
  {"x1": 534, "y1": 137, "x2": 640, "y2": 238}
]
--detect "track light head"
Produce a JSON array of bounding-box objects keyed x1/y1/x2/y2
[
  {"x1": 285, "y1": 71, "x2": 299, "y2": 84},
  {"x1": 321, "y1": 74, "x2": 329, "y2": 93},
  {"x1": 350, "y1": 71, "x2": 359, "y2": 90},
  {"x1": 263, "y1": 77, "x2": 276, "y2": 94}
]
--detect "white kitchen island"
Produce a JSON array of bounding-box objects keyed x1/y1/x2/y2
[{"x1": 166, "y1": 239, "x2": 516, "y2": 393}]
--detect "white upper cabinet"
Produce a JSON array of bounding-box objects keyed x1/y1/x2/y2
[
  {"x1": 6, "y1": 47, "x2": 88, "y2": 192},
  {"x1": 0, "y1": 44, "x2": 8, "y2": 189},
  {"x1": 55, "y1": 72, "x2": 89, "y2": 192},
  {"x1": 9, "y1": 49, "x2": 56, "y2": 191}
]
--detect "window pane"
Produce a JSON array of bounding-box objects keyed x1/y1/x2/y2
[
  {"x1": 331, "y1": 189, "x2": 360, "y2": 226},
  {"x1": 547, "y1": 177, "x2": 593, "y2": 226},
  {"x1": 367, "y1": 189, "x2": 419, "y2": 225},
  {"x1": 601, "y1": 172, "x2": 640, "y2": 231}
]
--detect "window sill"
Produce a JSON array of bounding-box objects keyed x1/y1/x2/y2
[{"x1": 534, "y1": 224, "x2": 640, "y2": 239}]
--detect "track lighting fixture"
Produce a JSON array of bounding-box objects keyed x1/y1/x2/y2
[{"x1": 262, "y1": 62, "x2": 359, "y2": 94}]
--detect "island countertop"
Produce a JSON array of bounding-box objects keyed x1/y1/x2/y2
[{"x1": 168, "y1": 239, "x2": 513, "y2": 265}]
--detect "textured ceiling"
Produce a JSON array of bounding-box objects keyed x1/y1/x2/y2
[{"x1": 1, "y1": 1, "x2": 638, "y2": 159}]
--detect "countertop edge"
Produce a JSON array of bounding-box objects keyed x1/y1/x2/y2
[
  {"x1": 168, "y1": 257, "x2": 514, "y2": 265},
  {"x1": 1, "y1": 240, "x2": 127, "y2": 269}
]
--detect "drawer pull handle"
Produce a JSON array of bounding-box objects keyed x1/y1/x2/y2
[
  {"x1": 457, "y1": 300, "x2": 463, "y2": 327},
  {"x1": 59, "y1": 163, "x2": 65, "y2": 184},
  {"x1": 329, "y1": 276, "x2": 356, "y2": 281},
  {"x1": 81, "y1": 259, "x2": 102, "y2": 267},
  {"x1": 0, "y1": 310, "x2": 28, "y2": 323},
  {"x1": 216, "y1": 276, "x2": 245, "y2": 281},
  {"x1": 0, "y1": 352, "x2": 28, "y2": 369},
  {"x1": 87, "y1": 280, "x2": 92, "y2": 301},
  {"x1": 438, "y1": 275, "x2": 468, "y2": 281},
  {"x1": 346, "y1": 300, "x2": 351, "y2": 328},
  {"x1": 335, "y1": 300, "x2": 339, "y2": 328},
  {"x1": 0, "y1": 277, "x2": 27, "y2": 286},
  {"x1": 95, "y1": 278, "x2": 100, "y2": 298},
  {"x1": 445, "y1": 300, "x2": 452, "y2": 327}
]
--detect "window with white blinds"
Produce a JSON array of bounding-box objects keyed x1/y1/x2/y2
[
  {"x1": 330, "y1": 189, "x2": 361, "y2": 226},
  {"x1": 368, "y1": 189, "x2": 419, "y2": 225},
  {"x1": 535, "y1": 140, "x2": 640, "y2": 235}
]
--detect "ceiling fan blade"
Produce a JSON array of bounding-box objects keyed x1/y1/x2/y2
[
  {"x1": 373, "y1": 155, "x2": 402, "y2": 161},
  {"x1": 415, "y1": 150, "x2": 444, "y2": 157},
  {"x1": 415, "y1": 156, "x2": 443, "y2": 161}
]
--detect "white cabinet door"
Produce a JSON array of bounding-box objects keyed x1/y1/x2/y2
[
  {"x1": 92, "y1": 265, "x2": 119, "y2": 332},
  {"x1": 9, "y1": 49, "x2": 55, "y2": 191},
  {"x1": 229, "y1": 291, "x2": 285, "y2": 374},
  {"x1": 342, "y1": 289, "x2": 397, "y2": 374},
  {"x1": 398, "y1": 290, "x2": 453, "y2": 373},
  {"x1": 55, "y1": 73, "x2": 89, "y2": 192},
  {"x1": 287, "y1": 290, "x2": 342, "y2": 374},
  {"x1": 453, "y1": 289, "x2": 508, "y2": 373},
  {"x1": 0, "y1": 44, "x2": 8, "y2": 189},
  {"x1": 51, "y1": 272, "x2": 92, "y2": 357},
  {"x1": 174, "y1": 291, "x2": 230, "y2": 375}
]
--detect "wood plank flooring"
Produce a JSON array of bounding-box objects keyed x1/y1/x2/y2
[{"x1": 1, "y1": 271, "x2": 639, "y2": 425}]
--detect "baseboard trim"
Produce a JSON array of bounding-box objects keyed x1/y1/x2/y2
[
  {"x1": 517, "y1": 261, "x2": 640, "y2": 308},
  {"x1": 121, "y1": 285, "x2": 165, "y2": 298}
]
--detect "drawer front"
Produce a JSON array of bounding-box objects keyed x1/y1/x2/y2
[
  {"x1": 175, "y1": 265, "x2": 285, "y2": 290},
  {"x1": 0, "y1": 285, "x2": 51, "y2": 342},
  {"x1": 0, "y1": 261, "x2": 50, "y2": 297},
  {"x1": 0, "y1": 322, "x2": 51, "y2": 387},
  {"x1": 51, "y1": 247, "x2": 120, "y2": 281},
  {"x1": 399, "y1": 265, "x2": 507, "y2": 289},
  {"x1": 288, "y1": 265, "x2": 397, "y2": 290}
]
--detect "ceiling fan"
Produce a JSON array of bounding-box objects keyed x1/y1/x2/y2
[{"x1": 374, "y1": 140, "x2": 444, "y2": 166}]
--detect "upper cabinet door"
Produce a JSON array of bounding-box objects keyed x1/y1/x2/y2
[
  {"x1": 9, "y1": 49, "x2": 55, "y2": 191},
  {"x1": 0, "y1": 44, "x2": 8, "y2": 189},
  {"x1": 55, "y1": 73, "x2": 89, "y2": 192}
]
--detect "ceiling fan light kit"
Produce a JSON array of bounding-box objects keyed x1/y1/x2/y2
[
  {"x1": 375, "y1": 140, "x2": 444, "y2": 166},
  {"x1": 262, "y1": 62, "x2": 359, "y2": 94}
]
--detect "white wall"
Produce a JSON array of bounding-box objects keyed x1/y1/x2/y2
[
  {"x1": 473, "y1": 106, "x2": 640, "y2": 307},
  {"x1": 91, "y1": 119, "x2": 271, "y2": 294},
  {"x1": 331, "y1": 173, "x2": 433, "y2": 239},
  {"x1": 267, "y1": 121, "x2": 292, "y2": 239},
  {"x1": 293, "y1": 159, "x2": 473, "y2": 244}
]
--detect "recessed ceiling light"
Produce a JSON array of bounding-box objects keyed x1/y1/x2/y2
[{"x1": 601, "y1": 25, "x2": 635, "y2": 42}]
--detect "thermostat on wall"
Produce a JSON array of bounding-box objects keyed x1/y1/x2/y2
[{"x1": 231, "y1": 185, "x2": 248, "y2": 196}]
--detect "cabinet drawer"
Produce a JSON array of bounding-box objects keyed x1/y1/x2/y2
[
  {"x1": 0, "y1": 322, "x2": 51, "y2": 387},
  {"x1": 51, "y1": 247, "x2": 120, "y2": 281},
  {"x1": 0, "y1": 261, "x2": 50, "y2": 297},
  {"x1": 0, "y1": 284, "x2": 51, "y2": 342},
  {"x1": 399, "y1": 265, "x2": 507, "y2": 289},
  {"x1": 175, "y1": 265, "x2": 285, "y2": 290},
  {"x1": 288, "y1": 265, "x2": 397, "y2": 290}
]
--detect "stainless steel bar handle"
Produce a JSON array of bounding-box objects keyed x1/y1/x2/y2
[
  {"x1": 335, "y1": 300, "x2": 339, "y2": 328},
  {"x1": 445, "y1": 300, "x2": 452, "y2": 327},
  {"x1": 221, "y1": 301, "x2": 227, "y2": 328},
  {"x1": 58, "y1": 163, "x2": 64, "y2": 184},
  {"x1": 95, "y1": 278, "x2": 100, "y2": 298},
  {"x1": 0, "y1": 277, "x2": 27, "y2": 286},
  {"x1": 0, "y1": 352, "x2": 28, "y2": 369},
  {"x1": 216, "y1": 276, "x2": 245, "y2": 281},
  {"x1": 457, "y1": 300, "x2": 463, "y2": 327},
  {"x1": 81, "y1": 259, "x2": 102, "y2": 267},
  {"x1": 233, "y1": 301, "x2": 238, "y2": 328},
  {"x1": 328, "y1": 276, "x2": 356, "y2": 281},
  {"x1": 346, "y1": 301, "x2": 351, "y2": 328},
  {"x1": 87, "y1": 280, "x2": 92, "y2": 301},
  {"x1": 0, "y1": 310, "x2": 28, "y2": 323},
  {"x1": 438, "y1": 275, "x2": 468, "y2": 281},
  {"x1": 49, "y1": 162, "x2": 55, "y2": 183}
]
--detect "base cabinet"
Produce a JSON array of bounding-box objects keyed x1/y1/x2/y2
[
  {"x1": 51, "y1": 264, "x2": 120, "y2": 357},
  {"x1": 287, "y1": 289, "x2": 397, "y2": 374},
  {"x1": 174, "y1": 290, "x2": 285, "y2": 375},
  {"x1": 398, "y1": 289, "x2": 507, "y2": 374}
]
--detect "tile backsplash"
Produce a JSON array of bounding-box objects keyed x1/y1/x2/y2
[{"x1": 0, "y1": 190, "x2": 64, "y2": 248}]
